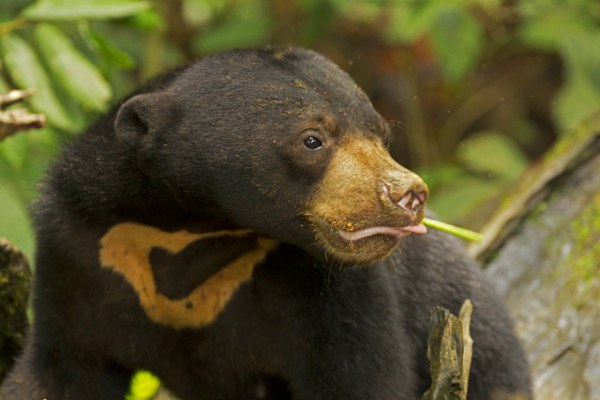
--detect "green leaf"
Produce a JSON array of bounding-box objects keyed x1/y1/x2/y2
[
  {"x1": 77, "y1": 22, "x2": 135, "y2": 70},
  {"x1": 427, "y1": 176, "x2": 500, "y2": 221},
  {"x1": 182, "y1": 0, "x2": 213, "y2": 27},
  {"x1": 429, "y1": 6, "x2": 484, "y2": 84},
  {"x1": 545, "y1": 28, "x2": 600, "y2": 132},
  {"x1": 456, "y1": 131, "x2": 529, "y2": 182},
  {"x1": 0, "y1": 130, "x2": 29, "y2": 171},
  {"x1": 298, "y1": 3, "x2": 335, "y2": 45},
  {"x1": 193, "y1": 0, "x2": 273, "y2": 54},
  {"x1": 0, "y1": 126, "x2": 66, "y2": 204},
  {"x1": 386, "y1": 3, "x2": 447, "y2": 43},
  {"x1": 519, "y1": 18, "x2": 582, "y2": 52},
  {"x1": 0, "y1": 74, "x2": 11, "y2": 93},
  {"x1": 34, "y1": 23, "x2": 112, "y2": 111},
  {"x1": 518, "y1": 3, "x2": 600, "y2": 132},
  {"x1": 22, "y1": 0, "x2": 151, "y2": 20},
  {"x1": 92, "y1": 32, "x2": 135, "y2": 69},
  {"x1": 554, "y1": 75, "x2": 600, "y2": 133},
  {"x1": 418, "y1": 164, "x2": 466, "y2": 191},
  {"x1": 126, "y1": 9, "x2": 167, "y2": 32},
  {"x1": 559, "y1": 31, "x2": 600, "y2": 94},
  {"x1": 0, "y1": 33, "x2": 76, "y2": 130}
]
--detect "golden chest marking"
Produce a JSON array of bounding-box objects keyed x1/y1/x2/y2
[{"x1": 99, "y1": 222, "x2": 276, "y2": 329}]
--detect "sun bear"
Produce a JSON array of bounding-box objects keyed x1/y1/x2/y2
[{"x1": 0, "y1": 47, "x2": 530, "y2": 400}]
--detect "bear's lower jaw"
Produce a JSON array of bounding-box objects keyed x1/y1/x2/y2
[
  {"x1": 312, "y1": 221, "x2": 413, "y2": 265},
  {"x1": 323, "y1": 234, "x2": 402, "y2": 265}
]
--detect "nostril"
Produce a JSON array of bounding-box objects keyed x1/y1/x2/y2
[
  {"x1": 412, "y1": 190, "x2": 427, "y2": 210},
  {"x1": 384, "y1": 183, "x2": 428, "y2": 212},
  {"x1": 383, "y1": 184, "x2": 403, "y2": 204}
]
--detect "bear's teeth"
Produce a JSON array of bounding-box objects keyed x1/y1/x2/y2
[{"x1": 399, "y1": 194, "x2": 412, "y2": 210}]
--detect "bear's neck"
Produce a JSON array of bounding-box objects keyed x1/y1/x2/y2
[{"x1": 43, "y1": 133, "x2": 221, "y2": 230}]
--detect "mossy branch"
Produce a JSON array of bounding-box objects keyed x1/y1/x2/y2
[{"x1": 0, "y1": 238, "x2": 32, "y2": 380}]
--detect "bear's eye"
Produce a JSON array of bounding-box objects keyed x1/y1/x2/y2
[
  {"x1": 383, "y1": 138, "x2": 389, "y2": 147},
  {"x1": 303, "y1": 136, "x2": 323, "y2": 150}
]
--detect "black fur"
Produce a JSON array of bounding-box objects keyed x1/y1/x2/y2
[{"x1": 0, "y1": 47, "x2": 530, "y2": 400}]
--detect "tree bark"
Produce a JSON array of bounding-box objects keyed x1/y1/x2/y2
[{"x1": 479, "y1": 115, "x2": 600, "y2": 400}]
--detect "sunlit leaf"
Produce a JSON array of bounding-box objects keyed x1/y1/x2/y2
[
  {"x1": 34, "y1": 23, "x2": 112, "y2": 111},
  {"x1": 22, "y1": 0, "x2": 151, "y2": 20},
  {"x1": 126, "y1": 370, "x2": 160, "y2": 400},
  {"x1": 0, "y1": 33, "x2": 76, "y2": 131}
]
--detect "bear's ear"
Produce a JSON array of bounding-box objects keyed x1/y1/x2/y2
[{"x1": 114, "y1": 92, "x2": 178, "y2": 144}]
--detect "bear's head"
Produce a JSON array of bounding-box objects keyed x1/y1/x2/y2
[{"x1": 114, "y1": 47, "x2": 428, "y2": 265}]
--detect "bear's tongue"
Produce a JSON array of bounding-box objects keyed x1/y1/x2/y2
[
  {"x1": 400, "y1": 223, "x2": 427, "y2": 234},
  {"x1": 337, "y1": 223, "x2": 427, "y2": 242}
]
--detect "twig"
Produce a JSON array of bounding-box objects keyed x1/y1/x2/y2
[
  {"x1": 0, "y1": 89, "x2": 36, "y2": 109},
  {"x1": 423, "y1": 218, "x2": 484, "y2": 243},
  {"x1": 0, "y1": 108, "x2": 47, "y2": 142},
  {"x1": 0, "y1": 88, "x2": 46, "y2": 142}
]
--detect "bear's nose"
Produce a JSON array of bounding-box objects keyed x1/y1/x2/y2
[{"x1": 383, "y1": 179, "x2": 428, "y2": 212}]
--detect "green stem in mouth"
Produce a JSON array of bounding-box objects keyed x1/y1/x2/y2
[{"x1": 422, "y1": 217, "x2": 484, "y2": 243}]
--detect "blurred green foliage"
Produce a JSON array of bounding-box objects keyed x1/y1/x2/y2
[{"x1": 0, "y1": 0, "x2": 599, "y2": 255}]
